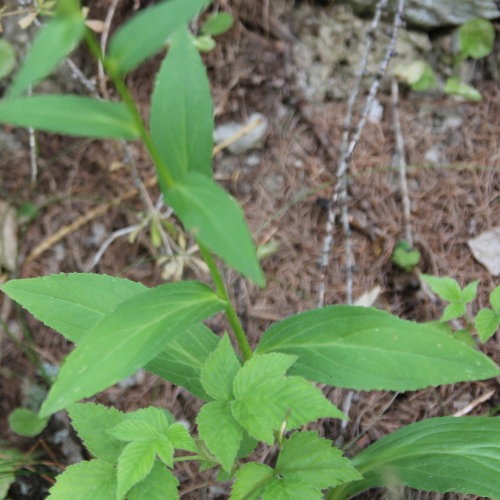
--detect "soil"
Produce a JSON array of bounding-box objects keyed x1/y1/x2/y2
[{"x1": 0, "y1": 1, "x2": 499, "y2": 499}]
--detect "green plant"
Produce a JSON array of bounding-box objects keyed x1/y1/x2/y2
[
  {"x1": 393, "y1": 18, "x2": 495, "y2": 101},
  {"x1": 1, "y1": 1, "x2": 500, "y2": 498}
]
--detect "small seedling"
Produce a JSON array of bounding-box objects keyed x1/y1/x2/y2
[{"x1": 391, "y1": 239, "x2": 421, "y2": 271}]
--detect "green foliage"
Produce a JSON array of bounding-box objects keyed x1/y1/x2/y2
[
  {"x1": 475, "y1": 286, "x2": 500, "y2": 342},
  {"x1": 444, "y1": 77, "x2": 482, "y2": 102},
  {"x1": 0, "y1": 40, "x2": 16, "y2": 80},
  {"x1": 391, "y1": 239, "x2": 421, "y2": 271},
  {"x1": 201, "y1": 12, "x2": 234, "y2": 36},
  {"x1": 458, "y1": 18, "x2": 495, "y2": 59},
  {"x1": 393, "y1": 61, "x2": 437, "y2": 92},
  {"x1": 8, "y1": 408, "x2": 48, "y2": 437}
]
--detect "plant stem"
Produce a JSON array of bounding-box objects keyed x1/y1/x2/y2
[{"x1": 199, "y1": 243, "x2": 253, "y2": 361}]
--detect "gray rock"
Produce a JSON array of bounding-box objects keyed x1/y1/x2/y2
[
  {"x1": 348, "y1": 0, "x2": 500, "y2": 29},
  {"x1": 214, "y1": 113, "x2": 269, "y2": 154}
]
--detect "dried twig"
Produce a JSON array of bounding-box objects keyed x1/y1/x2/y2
[
  {"x1": 453, "y1": 389, "x2": 495, "y2": 417},
  {"x1": 98, "y1": 0, "x2": 121, "y2": 97}
]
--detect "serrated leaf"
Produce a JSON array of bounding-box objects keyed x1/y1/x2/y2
[
  {"x1": 441, "y1": 302, "x2": 466, "y2": 322},
  {"x1": 421, "y1": 274, "x2": 462, "y2": 302},
  {"x1": 109, "y1": 407, "x2": 170, "y2": 442},
  {"x1": 40, "y1": 281, "x2": 226, "y2": 416},
  {"x1": 0, "y1": 96, "x2": 140, "y2": 139},
  {"x1": 127, "y1": 461, "x2": 179, "y2": 500},
  {"x1": 444, "y1": 77, "x2": 482, "y2": 102},
  {"x1": 166, "y1": 423, "x2": 197, "y2": 453},
  {"x1": 47, "y1": 460, "x2": 117, "y2": 500},
  {"x1": 330, "y1": 417, "x2": 500, "y2": 499},
  {"x1": 459, "y1": 18, "x2": 495, "y2": 59},
  {"x1": 107, "y1": 0, "x2": 209, "y2": 75},
  {"x1": 255, "y1": 306, "x2": 500, "y2": 391},
  {"x1": 145, "y1": 323, "x2": 219, "y2": 400},
  {"x1": 200, "y1": 334, "x2": 240, "y2": 401},
  {"x1": 231, "y1": 462, "x2": 275, "y2": 500},
  {"x1": 164, "y1": 172, "x2": 265, "y2": 286},
  {"x1": 116, "y1": 440, "x2": 157, "y2": 499},
  {"x1": 201, "y1": 12, "x2": 234, "y2": 36},
  {"x1": 0, "y1": 39, "x2": 16, "y2": 80},
  {"x1": 263, "y1": 478, "x2": 322, "y2": 500},
  {"x1": 461, "y1": 280, "x2": 479, "y2": 302},
  {"x1": 276, "y1": 432, "x2": 361, "y2": 490},
  {"x1": 475, "y1": 308, "x2": 500, "y2": 343},
  {"x1": 197, "y1": 401, "x2": 242, "y2": 472},
  {"x1": 8, "y1": 408, "x2": 48, "y2": 437},
  {"x1": 231, "y1": 377, "x2": 345, "y2": 444},
  {"x1": 68, "y1": 403, "x2": 126, "y2": 463},
  {"x1": 7, "y1": 13, "x2": 85, "y2": 97},
  {"x1": 150, "y1": 29, "x2": 213, "y2": 182},
  {"x1": 232, "y1": 353, "x2": 297, "y2": 399},
  {"x1": 490, "y1": 286, "x2": 500, "y2": 312},
  {"x1": 155, "y1": 435, "x2": 175, "y2": 467},
  {"x1": 1, "y1": 273, "x2": 147, "y2": 344}
]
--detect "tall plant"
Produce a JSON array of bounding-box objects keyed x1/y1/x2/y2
[{"x1": 1, "y1": 1, "x2": 499, "y2": 498}]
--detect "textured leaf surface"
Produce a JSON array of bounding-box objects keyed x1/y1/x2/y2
[
  {"x1": 490, "y1": 286, "x2": 500, "y2": 312},
  {"x1": 329, "y1": 417, "x2": 500, "y2": 499},
  {"x1": 165, "y1": 172, "x2": 264, "y2": 285},
  {"x1": 263, "y1": 478, "x2": 322, "y2": 500},
  {"x1": 421, "y1": 275, "x2": 462, "y2": 302},
  {"x1": 256, "y1": 306, "x2": 500, "y2": 391},
  {"x1": 145, "y1": 323, "x2": 219, "y2": 400},
  {"x1": 459, "y1": 18, "x2": 495, "y2": 59},
  {"x1": 8, "y1": 14, "x2": 85, "y2": 97},
  {"x1": 276, "y1": 432, "x2": 361, "y2": 490},
  {"x1": 1, "y1": 273, "x2": 146, "y2": 344},
  {"x1": 475, "y1": 308, "x2": 500, "y2": 343},
  {"x1": 68, "y1": 403, "x2": 125, "y2": 463},
  {"x1": 40, "y1": 282, "x2": 225, "y2": 416},
  {"x1": 47, "y1": 460, "x2": 117, "y2": 500},
  {"x1": 127, "y1": 461, "x2": 179, "y2": 500},
  {"x1": 197, "y1": 401, "x2": 242, "y2": 472},
  {"x1": 107, "y1": 0, "x2": 209, "y2": 74},
  {"x1": 151, "y1": 29, "x2": 213, "y2": 181},
  {"x1": 200, "y1": 334, "x2": 240, "y2": 401},
  {"x1": 230, "y1": 462, "x2": 274, "y2": 500},
  {"x1": 109, "y1": 406, "x2": 170, "y2": 442},
  {"x1": 0, "y1": 96, "x2": 139, "y2": 139}
]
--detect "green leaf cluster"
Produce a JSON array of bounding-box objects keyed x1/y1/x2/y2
[{"x1": 391, "y1": 239, "x2": 421, "y2": 271}]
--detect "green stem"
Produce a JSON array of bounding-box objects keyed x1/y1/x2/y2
[{"x1": 199, "y1": 243, "x2": 253, "y2": 361}]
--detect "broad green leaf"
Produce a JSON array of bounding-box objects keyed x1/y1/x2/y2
[
  {"x1": 0, "y1": 96, "x2": 140, "y2": 139},
  {"x1": 232, "y1": 376, "x2": 345, "y2": 444},
  {"x1": 328, "y1": 417, "x2": 500, "y2": 499},
  {"x1": 475, "y1": 308, "x2": 500, "y2": 343},
  {"x1": 420, "y1": 274, "x2": 462, "y2": 302},
  {"x1": 106, "y1": 0, "x2": 210, "y2": 75},
  {"x1": 231, "y1": 462, "x2": 275, "y2": 500},
  {"x1": 490, "y1": 286, "x2": 500, "y2": 312},
  {"x1": 441, "y1": 302, "x2": 466, "y2": 322},
  {"x1": 1, "y1": 273, "x2": 147, "y2": 344},
  {"x1": 166, "y1": 423, "x2": 197, "y2": 453},
  {"x1": 459, "y1": 18, "x2": 495, "y2": 59},
  {"x1": 393, "y1": 61, "x2": 437, "y2": 91},
  {"x1": 276, "y1": 432, "x2": 361, "y2": 490},
  {"x1": 200, "y1": 334, "x2": 241, "y2": 401},
  {"x1": 201, "y1": 12, "x2": 234, "y2": 36},
  {"x1": 150, "y1": 29, "x2": 213, "y2": 181},
  {"x1": 391, "y1": 240, "x2": 421, "y2": 271},
  {"x1": 68, "y1": 403, "x2": 126, "y2": 463},
  {"x1": 263, "y1": 478, "x2": 322, "y2": 500},
  {"x1": 47, "y1": 460, "x2": 117, "y2": 500},
  {"x1": 7, "y1": 13, "x2": 85, "y2": 98},
  {"x1": 116, "y1": 440, "x2": 157, "y2": 500},
  {"x1": 461, "y1": 280, "x2": 479, "y2": 302},
  {"x1": 109, "y1": 407, "x2": 170, "y2": 442},
  {"x1": 255, "y1": 306, "x2": 500, "y2": 391},
  {"x1": 8, "y1": 408, "x2": 48, "y2": 437},
  {"x1": 0, "y1": 40, "x2": 16, "y2": 80},
  {"x1": 40, "y1": 281, "x2": 226, "y2": 416},
  {"x1": 197, "y1": 401, "x2": 242, "y2": 472},
  {"x1": 165, "y1": 172, "x2": 265, "y2": 286},
  {"x1": 127, "y1": 461, "x2": 179, "y2": 500},
  {"x1": 444, "y1": 77, "x2": 482, "y2": 102},
  {"x1": 144, "y1": 323, "x2": 219, "y2": 400}
]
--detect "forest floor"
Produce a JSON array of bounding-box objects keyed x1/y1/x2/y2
[{"x1": 1, "y1": 0, "x2": 499, "y2": 498}]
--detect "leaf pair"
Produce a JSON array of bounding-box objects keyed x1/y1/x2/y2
[{"x1": 196, "y1": 335, "x2": 346, "y2": 472}]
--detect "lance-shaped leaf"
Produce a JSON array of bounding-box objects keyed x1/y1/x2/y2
[
  {"x1": 165, "y1": 172, "x2": 264, "y2": 286},
  {"x1": 1, "y1": 273, "x2": 147, "y2": 344},
  {"x1": 0, "y1": 96, "x2": 139, "y2": 139},
  {"x1": 256, "y1": 305, "x2": 500, "y2": 391},
  {"x1": 328, "y1": 417, "x2": 500, "y2": 499},
  {"x1": 47, "y1": 460, "x2": 117, "y2": 499},
  {"x1": 151, "y1": 29, "x2": 213, "y2": 181},
  {"x1": 7, "y1": 12, "x2": 85, "y2": 98},
  {"x1": 40, "y1": 281, "x2": 226, "y2": 416},
  {"x1": 106, "y1": 0, "x2": 210, "y2": 75}
]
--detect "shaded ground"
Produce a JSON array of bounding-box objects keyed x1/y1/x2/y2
[{"x1": 1, "y1": 0, "x2": 499, "y2": 498}]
